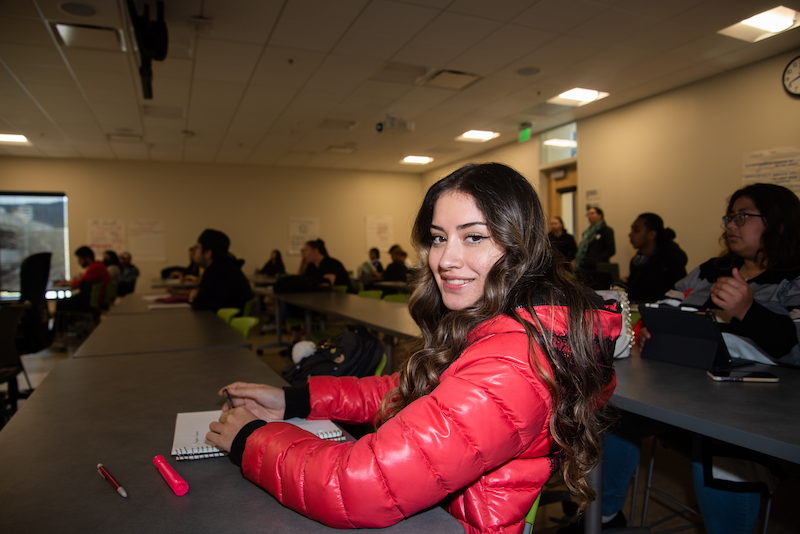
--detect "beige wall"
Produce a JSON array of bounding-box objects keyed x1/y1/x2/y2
[{"x1": 0, "y1": 157, "x2": 424, "y2": 288}]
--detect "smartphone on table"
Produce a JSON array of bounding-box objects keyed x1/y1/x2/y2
[{"x1": 706, "y1": 370, "x2": 779, "y2": 382}]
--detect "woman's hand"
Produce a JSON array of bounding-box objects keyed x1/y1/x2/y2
[
  {"x1": 631, "y1": 326, "x2": 651, "y2": 357},
  {"x1": 217, "y1": 382, "x2": 286, "y2": 421},
  {"x1": 710, "y1": 268, "x2": 754, "y2": 321},
  {"x1": 207, "y1": 407, "x2": 259, "y2": 452}
]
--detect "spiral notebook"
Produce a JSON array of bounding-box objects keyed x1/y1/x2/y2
[{"x1": 171, "y1": 410, "x2": 345, "y2": 461}]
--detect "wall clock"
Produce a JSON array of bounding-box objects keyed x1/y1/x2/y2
[{"x1": 784, "y1": 55, "x2": 800, "y2": 97}]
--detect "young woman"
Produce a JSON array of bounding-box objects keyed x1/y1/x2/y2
[
  {"x1": 257, "y1": 249, "x2": 285, "y2": 276},
  {"x1": 102, "y1": 250, "x2": 121, "y2": 281},
  {"x1": 207, "y1": 163, "x2": 621, "y2": 533},
  {"x1": 624, "y1": 213, "x2": 687, "y2": 303},
  {"x1": 548, "y1": 216, "x2": 577, "y2": 262},
  {"x1": 603, "y1": 183, "x2": 800, "y2": 534},
  {"x1": 300, "y1": 238, "x2": 351, "y2": 290}
]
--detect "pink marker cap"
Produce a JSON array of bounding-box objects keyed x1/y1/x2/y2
[{"x1": 153, "y1": 455, "x2": 189, "y2": 496}]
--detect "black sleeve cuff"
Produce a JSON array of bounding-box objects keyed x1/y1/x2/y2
[
  {"x1": 733, "y1": 301, "x2": 799, "y2": 358},
  {"x1": 283, "y1": 384, "x2": 312, "y2": 419},
  {"x1": 229, "y1": 420, "x2": 267, "y2": 467}
]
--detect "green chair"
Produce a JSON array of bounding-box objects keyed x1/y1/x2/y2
[
  {"x1": 383, "y1": 293, "x2": 408, "y2": 303},
  {"x1": 374, "y1": 353, "x2": 387, "y2": 376},
  {"x1": 243, "y1": 297, "x2": 258, "y2": 317},
  {"x1": 230, "y1": 316, "x2": 259, "y2": 338},
  {"x1": 102, "y1": 280, "x2": 119, "y2": 309},
  {"x1": 358, "y1": 289, "x2": 383, "y2": 300},
  {"x1": 332, "y1": 285, "x2": 348, "y2": 294},
  {"x1": 522, "y1": 493, "x2": 542, "y2": 534},
  {"x1": 217, "y1": 308, "x2": 240, "y2": 324}
]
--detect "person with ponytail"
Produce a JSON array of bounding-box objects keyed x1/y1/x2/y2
[
  {"x1": 207, "y1": 163, "x2": 622, "y2": 533},
  {"x1": 624, "y1": 212, "x2": 688, "y2": 303}
]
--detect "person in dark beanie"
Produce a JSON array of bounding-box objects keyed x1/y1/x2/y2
[{"x1": 189, "y1": 229, "x2": 253, "y2": 312}]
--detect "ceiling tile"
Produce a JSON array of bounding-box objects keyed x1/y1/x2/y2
[
  {"x1": 269, "y1": 0, "x2": 368, "y2": 51},
  {"x1": 514, "y1": 0, "x2": 608, "y2": 32}
]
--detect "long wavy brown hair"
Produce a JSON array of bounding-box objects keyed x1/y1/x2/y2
[{"x1": 379, "y1": 163, "x2": 617, "y2": 511}]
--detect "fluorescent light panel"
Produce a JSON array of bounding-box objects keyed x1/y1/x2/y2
[
  {"x1": 547, "y1": 88, "x2": 609, "y2": 107},
  {"x1": 718, "y1": 6, "x2": 799, "y2": 42},
  {"x1": 544, "y1": 139, "x2": 578, "y2": 148},
  {"x1": 0, "y1": 134, "x2": 29, "y2": 143},
  {"x1": 402, "y1": 156, "x2": 433, "y2": 165},
  {"x1": 456, "y1": 130, "x2": 500, "y2": 143}
]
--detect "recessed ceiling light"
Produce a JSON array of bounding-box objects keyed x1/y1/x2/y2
[
  {"x1": 547, "y1": 88, "x2": 609, "y2": 107},
  {"x1": 718, "y1": 6, "x2": 799, "y2": 42},
  {"x1": 543, "y1": 139, "x2": 578, "y2": 148},
  {"x1": 401, "y1": 156, "x2": 433, "y2": 165},
  {"x1": 0, "y1": 134, "x2": 29, "y2": 144},
  {"x1": 456, "y1": 130, "x2": 500, "y2": 143}
]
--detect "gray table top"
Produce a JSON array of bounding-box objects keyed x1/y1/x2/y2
[
  {"x1": 109, "y1": 294, "x2": 191, "y2": 314},
  {"x1": 0, "y1": 349, "x2": 461, "y2": 533},
  {"x1": 74, "y1": 310, "x2": 251, "y2": 357},
  {"x1": 276, "y1": 292, "x2": 419, "y2": 339},
  {"x1": 612, "y1": 356, "x2": 800, "y2": 464}
]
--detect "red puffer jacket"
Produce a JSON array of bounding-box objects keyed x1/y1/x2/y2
[{"x1": 241, "y1": 306, "x2": 620, "y2": 533}]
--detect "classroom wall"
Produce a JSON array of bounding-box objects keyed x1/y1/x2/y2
[{"x1": 0, "y1": 157, "x2": 424, "y2": 289}]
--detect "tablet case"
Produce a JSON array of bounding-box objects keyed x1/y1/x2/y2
[{"x1": 639, "y1": 305, "x2": 751, "y2": 370}]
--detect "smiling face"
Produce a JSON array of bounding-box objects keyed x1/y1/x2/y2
[
  {"x1": 428, "y1": 191, "x2": 505, "y2": 311},
  {"x1": 725, "y1": 196, "x2": 766, "y2": 261}
]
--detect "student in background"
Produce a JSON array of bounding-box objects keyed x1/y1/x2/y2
[
  {"x1": 300, "y1": 239, "x2": 351, "y2": 291},
  {"x1": 117, "y1": 252, "x2": 139, "y2": 296},
  {"x1": 575, "y1": 207, "x2": 615, "y2": 270},
  {"x1": 381, "y1": 246, "x2": 409, "y2": 281},
  {"x1": 369, "y1": 247, "x2": 383, "y2": 275},
  {"x1": 161, "y1": 247, "x2": 201, "y2": 281},
  {"x1": 103, "y1": 250, "x2": 121, "y2": 281},
  {"x1": 54, "y1": 246, "x2": 111, "y2": 312},
  {"x1": 548, "y1": 216, "x2": 577, "y2": 262},
  {"x1": 623, "y1": 213, "x2": 687, "y2": 303},
  {"x1": 188, "y1": 229, "x2": 253, "y2": 312},
  {"x1": 257, "y1": 249, "x2": 285, "y2": 276},
  {"x1": 207, "y1": 163, "x2": 620, "y2": 532}
]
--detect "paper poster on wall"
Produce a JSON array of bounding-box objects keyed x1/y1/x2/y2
[
  {"x1": 88, "y1": 219, "x2": 125, "y2": 254},
  {"x1": 365, "y1": 215, "x2": 393, "y2": 251},
  {"x1": 289, "y1": 217, "x2": 319, "y2": 254},
  {"x1": 743, "y1": 147, "x2": 800, "y2": 196},
  {"x1": 128, "y1": 219, "x2": 166, "y2": 261}
]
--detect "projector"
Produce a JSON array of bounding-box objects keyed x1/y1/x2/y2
[{"x1": 375, "y1": 116, "x2": 414, "y2": 134}]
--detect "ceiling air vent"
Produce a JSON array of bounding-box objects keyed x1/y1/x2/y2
[{"x1": 424, "y1": 70, "x2": 480, "y2": 90}]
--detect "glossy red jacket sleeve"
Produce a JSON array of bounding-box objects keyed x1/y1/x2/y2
[{"x1": 240, "y1": 331, "x2": 551, "y2": 529}]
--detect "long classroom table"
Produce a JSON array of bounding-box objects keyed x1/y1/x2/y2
[
  {"x1": 109, "y1": 294, "x2": 192, "y2": 315},
  {"x1": 0, "y1": 349, "x2": 462, "y2": 533},
  {"x1": 74, "y1": 309, "x2": 251, "y2": 357}
]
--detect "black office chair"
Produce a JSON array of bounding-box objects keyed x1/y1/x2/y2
[
  {"x1": 17, "y1": 252, "x2": 54, "y2": 356},
  {"x1": 1, "y1": 302, "x2": 32, "y2": 428}
]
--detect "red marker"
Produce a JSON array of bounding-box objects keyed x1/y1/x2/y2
[{"x1": 97, "y1": 463, "x2": 128, "y2": 498}]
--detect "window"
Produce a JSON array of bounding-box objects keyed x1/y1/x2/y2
[{"x1": 0, "y1": 192, "x2": 69, "y2": 295}]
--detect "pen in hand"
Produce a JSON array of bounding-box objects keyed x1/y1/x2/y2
[
  {"x1": 97, "y1": 463, "x2": 128, "y2": 498},
  {"x1": 223, "y1": 388, "x2": 235, "y2": 411}
]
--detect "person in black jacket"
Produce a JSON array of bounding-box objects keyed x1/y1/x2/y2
[
  {"x1": 189, "y1": 229, "x2": 253, "y2": 312},
  {"x1": 575, "y1": 207, "x2": 615, "y2": 270},
  {"x1": 624, "y1": 213, "x2": 687, "y2": 303},
  {"x1": 257, "y1": 249, "x2": 285, "y2": 276},
  {"x1": 548, "y1": 216, "x2": 577, "y2": 262}
]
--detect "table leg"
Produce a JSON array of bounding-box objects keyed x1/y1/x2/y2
[
  {"x1": 585, "y1": 449, "x2": 602, "y2": 534},
  {"x1": 304, "y1": 310, "x2": 313, "y2": 341}
]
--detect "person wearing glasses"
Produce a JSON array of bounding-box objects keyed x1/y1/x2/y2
[{"x1": 587, "y1": 183, "x2": 800, "y2": 534}]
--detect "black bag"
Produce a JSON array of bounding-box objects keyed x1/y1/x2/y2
[
  {"x1": 274, "y1": 275, "x2": 317, "y2": 294},
  {"x1": 282, "y1": 326, "x2": 384, "y2": 386}
]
